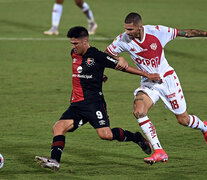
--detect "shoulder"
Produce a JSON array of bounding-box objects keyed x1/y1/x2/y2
[
  {"x1": 87, "y1": 47, "x2": 106, "y2": 59},
  {"x1": 86, "y1": 47, "x2": 100, "y2": 56},
  {"x1": 144, "y1": 25, "x2": 169, "y2": 34},
  {"x1": 114, "y1": 32, "x2": 131, "y2": 43}
]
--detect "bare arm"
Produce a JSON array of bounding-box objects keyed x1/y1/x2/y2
[
  {"x1": 122, "y1": 65, "x2": 161, "y2": 81},
  {"x1": 104, "y1": 52, "x2": 161, "y2": 81},
  {"x1": 177, "y1": 29, "x2": 207, "y2": 38}
]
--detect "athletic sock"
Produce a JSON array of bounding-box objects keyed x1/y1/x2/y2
[
  {"x1": 188, "y1": 115, "x2": 207, "y2": 133},
  {"x1": 138, "y1": 116, "x2": 162, "y2": 150},
  {"x1": 81, "y1": 2, "x2": 94, "y2": 21},
  {"x1": 51, "y1": 135, "x2": 65, "y2": 163},
  {"x1": 111, "y1": 128, "x2": 135, "y2": 142},
  {"x1": 52, "y1": 3, "x2": 63, "y2": 27}
]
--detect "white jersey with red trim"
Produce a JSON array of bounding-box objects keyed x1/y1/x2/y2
[{"x1": 107, "y1": 25, "x2": 178, "y2": 76}]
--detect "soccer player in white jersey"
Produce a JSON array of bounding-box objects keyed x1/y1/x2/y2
[
  {"x1": 44, "y1": 0, "x2": 98, "y2": 35},
  {"x1": 106, "y1": 12, "x2": 207, "y2": 165}
]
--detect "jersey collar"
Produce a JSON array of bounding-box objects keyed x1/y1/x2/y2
[{"x1": 135, "y1": 26, "x2": 146, "y2": 44}]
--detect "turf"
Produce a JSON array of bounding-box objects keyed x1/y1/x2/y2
[{"x1": 0, "y1": 0, "x2": 207, "y2": 179}]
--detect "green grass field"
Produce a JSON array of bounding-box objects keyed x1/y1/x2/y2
[{"x1": 0, "y1": 0, "x2": 207, "y2": 179}]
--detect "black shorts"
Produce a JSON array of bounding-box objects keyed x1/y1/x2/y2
[{"x1": 59, "y1": 98, "x2": 110, "y2": 132}]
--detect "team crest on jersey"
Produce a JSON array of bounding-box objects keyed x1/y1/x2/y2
[
  {"x1": 86, "y1": 58, "x2": 95, "y2": 67},
  {"x1": 150, "y1": 43, "x2": 157, "y2": 50}
]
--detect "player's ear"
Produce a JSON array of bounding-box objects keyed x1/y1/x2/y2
[
  {"x1": 83, "y1": 37, "x2": 88, "y2": 45},
  {"x1": 138, "y1": 23, "x2": 142, "y2": 29}
]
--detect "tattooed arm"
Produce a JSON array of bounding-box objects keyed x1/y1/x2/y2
[{"x1": 177, "y1": 29, "x2": 207, "y2": 38}]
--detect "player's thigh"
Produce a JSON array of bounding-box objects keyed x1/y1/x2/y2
[
  {"x1": 85, "y1": 100, "x2": 110, "y2": 129},
  {"x1": 160, "y1": 72, "x2": 187, "y2": 115},
  {"x1": 59, "y1": 105, "x2": 88, "y2": 132}
]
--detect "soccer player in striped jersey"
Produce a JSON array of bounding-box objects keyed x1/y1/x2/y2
[{"x1": 106, "y1": 12, "x2": 207, "y2": 165}]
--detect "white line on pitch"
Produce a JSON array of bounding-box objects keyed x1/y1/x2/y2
[
  {"x1": 0, "y1": 37, "x2": 206, "y2": 41},
  {"x1": 0, "y1": 37, "x2": 114, "y2": 41}
]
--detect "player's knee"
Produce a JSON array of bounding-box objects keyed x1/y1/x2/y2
[
  {"x1": 98, "y1": 134, "x2": 112, "y2": 140},
  {"x1": 176, "y1": 115, "x2": 190, "y2": 126},
  {"x1": 133, "y1": 109, "x2": 146, "y2": 119},
  {"x1": 53, "y1": 120, "x2": 74, "y2": 135},
  {"x1": 97, "y1": 128, "x2": 113, "y2": 140}
]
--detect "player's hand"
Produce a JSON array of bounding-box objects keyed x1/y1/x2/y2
[
  {"x1": 103, "y1": 74, "x2": 108, "y2": 83},
  {"x1": 146, "y1": 73, "x2": 161, "y2": 82},
  {"x1": 115, "y1": 57, "x2": 128, "y2": 70}
]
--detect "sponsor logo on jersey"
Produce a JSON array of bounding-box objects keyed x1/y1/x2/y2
[
  {"x1": 86, "y1": 58, "x2": 95, "y2": 67},
  {"x1": 72, "y1": 74, "x2": 93, "y2": 79},
  {"x1": 150, "y1": 43, "x2": 157, "y2": 50},
  {"x1": 135, "y1": 56, "x2": 160, "y2": 68},
  {"x1": 77, "y1": 66, "x2": 83, "y2": 73}
]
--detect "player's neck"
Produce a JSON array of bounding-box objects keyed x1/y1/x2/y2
[
  {"x1": 138, "y1": 27, "x2": 144, "y2": 41},
  {"x1": 81, "y1": 44, "x2": 90, "y2": 56}
]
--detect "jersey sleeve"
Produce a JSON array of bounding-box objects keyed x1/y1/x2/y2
[
  {"x1": 98, "y1": 51, "x2": 118, "y2": 69},
  {"x1": 106, "y1": 34, "x2": 125, "y2": 56},
  {"x1": 153, "y1": 25, "x2": 178, "y2": 47}
]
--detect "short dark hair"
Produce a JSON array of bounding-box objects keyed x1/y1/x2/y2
[
  {"x1": 124, "y1": 12, "x2": 142, "y2": 25},
  {"x1": 67, "y1": 26, "x2": 88, "y2": 38}
]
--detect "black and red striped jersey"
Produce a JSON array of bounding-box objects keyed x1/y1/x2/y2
[{"x1": 70, "y1": 47, "x2": 118, "y2": 103}]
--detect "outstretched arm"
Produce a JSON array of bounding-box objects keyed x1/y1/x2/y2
[
  {"x1": 116, "y1": 57, "x2": 161, "y2": 81},
  {"x1": 122, "y1": 65, "x2": 161, "y2": 81},
  {"x1": 177, "y1": 29, "x2": 207, "y2": 38},
  {"x1": 104, "y1": 54, "x2": 161, "y2": 82}
]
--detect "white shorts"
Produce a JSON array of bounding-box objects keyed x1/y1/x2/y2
[{"x1": 134, "y1": 70, "x2": 186, "y2": 115}]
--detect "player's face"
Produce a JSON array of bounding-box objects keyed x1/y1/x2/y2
[
  {"x1": 124, "y1": 23, "x2": 143, "y2": 40},
  {"x1": 70, "y1": 38, "x2": 87, "y2": 55}
]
